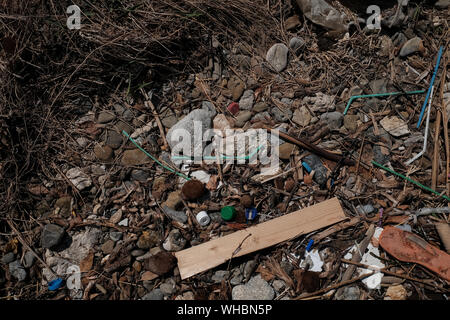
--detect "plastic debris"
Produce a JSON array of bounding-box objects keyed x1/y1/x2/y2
[
  {"x1": 305, "y1": 239, "x2": 314, "y2": 252},
  {"x1": 48, "y1": 278, "x2": 63, "y2": 291},
  {"x1": 196, "y1": 211, "x2": 211, "y2": 226},
  {"x1": 245, "y1": 207, "x2": 257, "y2": 221},
  {"x1": 299, "y1": 249, "x2": 323, "y2": 272},
  {"x1": 221, "y1": 206, "x2": 236, "y2": 221}
]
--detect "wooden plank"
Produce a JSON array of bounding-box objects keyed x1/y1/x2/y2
[{"x1": 175, "y1": 197, "x2": 347, "y2": 279}]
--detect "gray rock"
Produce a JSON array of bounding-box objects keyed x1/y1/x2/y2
[
  {"x1": 160, "y1": 279, "x2": 176, "y2": 295},
  {"x1": 230, "y1": 274, "x2": 244, "y2": 285},
  {"x1": 209, "y1": 212, "x2": 223, "y2": 224},
  {"x1": 272, "y1": 279, "x2": 286, "y2": 292},
  {"x1": 399, "y1": 37, "x2": 423, "y2": 57},
  {"x1": 1, "y1": 252, "x2": 15, "y2": 264},
  {"x1": 253, "y1": 102, "x2": 269, "y2": 112},
  {"x1": 41, "y1": 224, "x2": 65, "y2": 249},
  {"x1": 292, "y1": 106, "x2": 311, "y2": 127},
  {"x1": 142, "y1": 289, "x2": 164, "y2": 300},
  {"x1": 9, "y1": 260, "x2": 27, "y2": 281},
  {"x1": 435, "y1": 0, "x2": 450, "y2": 8},
  {"x1": 320, "y1": 111, "x2": 343, "y2": 130},
  {"x1": 130, "y1": 169, "x2": 149, "y2": 182},
  {"x1": 252, "y1": 111, "x2": 271, "y2": 122},
  {"x1": 243, "y1": 260, "x2": 257, "y2": 280},
  {"x1": 162, "y1": 229, "x2": 187, "y2": 252},
  {"x1": 66, "y1": 168, "x2": 92, "y2": 191},
  {"x1": 280, "y1": 260, "x2": 294, "y2": 275},
  {"x1": 97, "y1": 111, "x2": 116, "y2": 124},
  {"x1": 296, "y1": 0, "x2": 347, "y2": 32},
  {"x1": 166, "y1": 101, "x2": 216, "y2": 156},
  {"x1": 212, "y1": 270, "x2": 230, "y2": 283},
  {"x1": 232, "y1": 274, "x2": 275, "y2": 300},
  {"x1": 369, "y1": 79, "x2": 388, "y2": 94},
  {"x1": 356, "y1": 204, "x2": 375, "y2": 215},
  {"x1": 336, "y1": 285, "x2": 360, "y2": 300},
  {"x1": 162, "y1": 206, "x2": 188, "y2": 224},
  {"x1": 271, "y1": 106, "x2": 292, "y2": 123},
  {"x1": 23, "y1": 251, "x2": 36, "y2": 268},
  {"x1": 109, "y1": 231, "x2": 123, "y2": 242},
  {"x1": 373, "y1": 145, "x2": 389, "y2": 165},
  {"x1": 392, "y1": 32, "x2": 407, "y2": 47},
  {"x1": 239, "y1": 90, "x2": 254, "y2": 110},
  {"x1": 289, "y1": 37, "x2": 305, "y2": 53},
  {"x1": 303, "y1": 154, "x2": 328, "y2": 185},
  {"x1": 266, "y1": 43, "x2": 289, "y2": 72},
  {"x1": 106, "y1": 130, "x2": 123, "y2": 149},
  {"x1": 118, "y1": 218, "x2": 128, "y2": 227}
]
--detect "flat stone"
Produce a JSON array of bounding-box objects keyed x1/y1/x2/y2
[
  {"x1": 435, "y1": 0, "x2": 450, "y2": 8},
  {"x1": 166, "y1": 101, "x2": 216, "y2": 156},
  {"x1": 285, "y1": 15, "x2": 301, "y2": 30},
  {"x1": 142, "y1": 289, "x2": 164, "y2": 300},
  {"x1": 54, "y1": 196, "x2": 72, "y2": 218},
  {"x1": 212, "y1": 270, "x2": 230, "y2": 283},
  {"x1": 232, "y1": 274, "x2": 274, "y2": 300},
  {"x1": 66, "y1": 168, "x2": 92, "y2": 190},
  {"x1": 160, "y1": 279, "x2": 176, "y2": 295},
  {"x1": 94, "y1": 145, "x2": 114, "y2": 161},
  {"x1": 23, "y1": 251, "x2": 36, "y2": 268},
  {"x1": 399, "y1": 37, "x2": 424, "y2": 57},
  {"x1": 343, "y1": 114, "x2": 359, "y2": 132},
  {"x1": 130, "y1": 169, "x2": 149, "y2": 182},
  {"x1": 253, "y1": 102, "x2": 268, "y2": 112},
  {"x1": 137, "y1": 231, "x2": 160, "y2": 249},
  {"x1": 266, "y1": 43, "x2": 289, "y2": 72},
  {"x1": 292, "y1": 106, "x2": 311, "y2": 127},
  {"x1": 320, "y1": 111, "x2": 343, "y2": 130},
  {"x1": 163, "y1": 191, "x2": 183, "y2": 210},
  {"x1": 41, "y1": 224, "x2": 65, "y2": 249},
  {"x1": 109, "y1": 209, "x2": 123, "y2": 224},
  {"x1": 162, "y1": 229, "x2": 187, "y2": 252},
  {"x1": 162, "y1": 206, "x2": 188, "y2": 224},
  {"x1": 118, "y1": 218, "x2": 128, "y2": 227},
  {"x1": 121, "y1": 149, "x2": 151, "y2": 166},
  {"x1": 369, "y1": 79, "x2": 388, "y2": 94},
  {"x1": 279, "y1": 143, "x2": 296, "y2": 160},
  {"x1": 109, "y1": 231, "x2": 123, "y2": 242},
  {"x1": 239, "y1": 90, "x2": 254, "y2": 110},
  {"x1": 380, "y1": 116, "x2": 410, "y2": 137},
  {"x1": 101, "y1": 240, "x2": 115, "y2": 254},
  {"x1": 1, "y1": 252, "x2": 15, "y2": 264},
  {"x1": 271, "y1": 106, "x2": 292, "y2": 123},
  {"x1": 9, "y1": 260, "x2": 27, "y2": 282},
  {"x1": 228, "y1": 77, "x2": 245, "y2": 101},
  {"x1": 234, "y1": 111, "x2": 252, "y2": 128},
  {"x1": 106, "y1": 130, "x2": 123, "y2": 149},
  {"x1": 97, "y1": 111, "x2": 116, "y2": 124},
  {"x1": 336, "y1": 285, "x2": 360, "y2": 300},
  {"x1": 289, "y1": 37, "x2": 305, "y2": 53}
]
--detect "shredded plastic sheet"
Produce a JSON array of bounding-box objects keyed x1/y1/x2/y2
[{"x1": 344, "y1": 227, "x2": 385, "y2": 289}]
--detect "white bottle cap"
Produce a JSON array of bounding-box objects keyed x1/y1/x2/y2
[{"x1": 196, "y1": 211, "x2": 210, "y2": 226}]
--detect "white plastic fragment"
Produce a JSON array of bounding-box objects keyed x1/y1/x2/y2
[
  {"x1": 196, "y1": 211, "x2": 211, "y2": 226},
  {"x1": 299, "y1": 249, "x2": 324, "y2": 272}
]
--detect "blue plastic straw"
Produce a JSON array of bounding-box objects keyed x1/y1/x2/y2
[
  {"x1": 306, "y1": 239, "x2": 314, "y2": 252},
  {"x1": 417, "y1": 46, "x2": 444, "y2": 128}
]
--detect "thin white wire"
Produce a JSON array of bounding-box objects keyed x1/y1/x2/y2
[{"x1": 405, "y1": 86, "x2": 434, "y2": 166}]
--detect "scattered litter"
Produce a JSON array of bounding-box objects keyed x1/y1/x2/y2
[
  {"x1": 221, "y1": 206, "x2": 236, "y2": 221},
  {"x1": 299, "y1": 249, "x2": 323, "y2": 272},
  {"x1": 48, "y1": 278, "x2": 63, "y2": 291},
  {"x1": 245, "y1": 207, "x2": 258, "y2": 221}
]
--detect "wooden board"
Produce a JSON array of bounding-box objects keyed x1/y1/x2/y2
[{"x1": 175, "y1": 197, "x2": 347, "y2": 279}]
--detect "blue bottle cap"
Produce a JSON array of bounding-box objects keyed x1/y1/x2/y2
[{"x1": 245, "y1": 207, "x2": 257, "y2": 220}]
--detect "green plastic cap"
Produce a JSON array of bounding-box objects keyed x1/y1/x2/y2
[{"x1": 221, "y1": 206, "x2": 236, "y2": 221}]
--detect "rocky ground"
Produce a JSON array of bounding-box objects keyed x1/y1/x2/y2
[{"x1": 1, "y1": 0, "x2": 450, "y2": 300}]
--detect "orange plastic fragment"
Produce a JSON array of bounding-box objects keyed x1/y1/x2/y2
[{"x1": 379, "y1": 226, "x2": 450, "y2": 281}]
